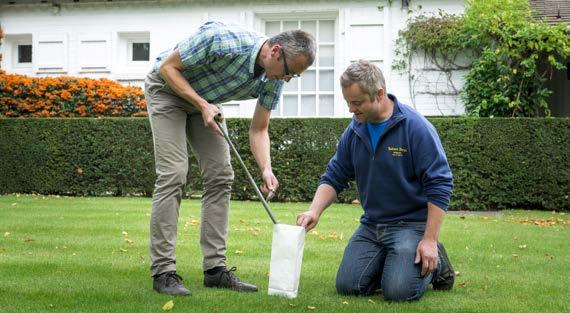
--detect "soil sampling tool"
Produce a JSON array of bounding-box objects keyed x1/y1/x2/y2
[{"x1": 215, "y1": 114, "x2": 305, "y2": 298}]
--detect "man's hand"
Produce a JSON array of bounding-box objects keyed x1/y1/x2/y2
[
  {"x1": 201, "y1": 102, "x2": 223, "y2": 136},
  {"x1": 260, "y1": 168, "x2": 279, "y2": 195},
  {"x1": 296, "y1": 210, "x2": 320, "y2": 231},
  {"x1": 414, "y1": 238, "x2": 438, "y2": 277}
]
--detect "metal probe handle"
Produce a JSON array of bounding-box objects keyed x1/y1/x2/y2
[{"x1": 215, "y1": 113, "x2": 278, "y2": 224}]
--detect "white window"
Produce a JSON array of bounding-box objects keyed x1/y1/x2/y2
[
  {"x1": 265, "y1": 19, "x2": 336, "y2": 117},
  {"x1": 118, "y1": 32, "x2": 150, "y2": 67},
  {"x1": 7, "y1": 34, "x2": 33, "y2": 69}
]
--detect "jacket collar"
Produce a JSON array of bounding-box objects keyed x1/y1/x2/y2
[{"x1": 350, "y1": 93, "x2": 406, "y2": 139}]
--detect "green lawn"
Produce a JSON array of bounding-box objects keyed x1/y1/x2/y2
[{"x1": 0, "y1": 195, "x2": 568, "y2": 313}]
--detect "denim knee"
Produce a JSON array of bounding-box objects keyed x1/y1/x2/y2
[
  {"x1": 382, "y1": 283, "x2": 424, "y2": 301},
  {"x1": 336, "y1": 276, "x2": 361, "y2": 295}
]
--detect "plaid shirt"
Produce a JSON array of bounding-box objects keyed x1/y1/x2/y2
[{"x1": 153, "y1": 21, "x2": 283, "y2": 110}]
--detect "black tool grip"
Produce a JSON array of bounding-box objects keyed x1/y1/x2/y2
[{"x1": 215, "y1": 112, "x2": 223, "y2": 122}]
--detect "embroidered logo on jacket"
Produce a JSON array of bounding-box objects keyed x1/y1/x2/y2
[{"x1": 388, "y1": 146, "x2": 408, "y2": 157}]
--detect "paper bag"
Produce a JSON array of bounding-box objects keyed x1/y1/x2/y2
[{"x1": 268, "y1": 224, "x2": 306, "y2": 298}]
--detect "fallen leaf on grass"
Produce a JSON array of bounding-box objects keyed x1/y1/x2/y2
[
  {"x1": 119, "y1": 248, "x2": 127, "y2": 253},
  {"x1": 544, "y1": 253, "x2": 554, "y2": 260},
  {"x1": 518, "y1": 244, "x2": 527, "y2": 249},
  {"x1": 458, "y1": 281, "x2": 468, "y2": 287},
  {"x1": 367, "y1": 299, "x2": 375, "y2": 304},
  {"x1": 162, "y1": 300, "x2": 174, "y2": 311},
  {"x1": 125, "y1": 239, "x2": 134, "y2": 245},
  {"x1": 307, "y1": 306, "x2": 316, "y2": 310},
  {"x1": 454, "y1": 271, "x2": 462, "y2": 276},
  {"x1": 508, "y1": 217, "x2": 567, "y2": 227},
  {"x1": 317, "y1": 231, "x2": 344, "y2": 241},
  {"x1": 288, "y1": 303, "x2": 296, "y2": 307},
  {"x1": 341, "y1": 300, "x2": 349, "y2": 305},
  {"x1": 3, "y1": 232, "x2": 10, "y2": 238},
  {"x1": 122, "y1": 231, "x2": 128, "y2": 236},
  {"x1": 11, "y1": 203, "x2": 17, "y2": 206},
  {"x1": 234, "y1": 250, "x2": 244, "y2": 255},
  {"x1": 512, "y1": 253, "x2": 518, "y2": 258}
]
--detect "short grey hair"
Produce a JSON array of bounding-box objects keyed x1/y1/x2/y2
[
  {"x1": 268, "y1": 30, "x2": 316, "y2": 65},
  {"x1": 340, "y1": 60, "x2": 386, "y2": 100}
]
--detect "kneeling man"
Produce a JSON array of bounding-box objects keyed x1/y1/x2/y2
[{"x1": 297, "y1": 60, "x2": 455, "y2": 301}]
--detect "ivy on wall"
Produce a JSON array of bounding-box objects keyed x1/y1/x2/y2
[{"x1": 394, "y1": 0, "x2": 570, "y2": 117}]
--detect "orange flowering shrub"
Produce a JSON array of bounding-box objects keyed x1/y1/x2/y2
[{"x1": 0, "y1": 71, "x2": 147, "y2": 117}]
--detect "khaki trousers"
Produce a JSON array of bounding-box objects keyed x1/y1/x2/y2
[{"x1": 144, "y1": 72, "x2": 234, "y2": 276}]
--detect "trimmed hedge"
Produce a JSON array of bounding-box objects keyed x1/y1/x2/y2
[{"x1": 0, "y1": 117, "x2": 568, "y2": 210}]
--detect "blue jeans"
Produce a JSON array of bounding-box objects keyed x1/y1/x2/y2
[{"x1": 336, "y1": 222, "x2": 433, "y2": 301}]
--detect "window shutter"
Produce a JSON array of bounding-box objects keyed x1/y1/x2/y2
[
  {"x1": 35, "y1": 32, "x2": 68, "y2": 73},
  {"x1": 78, "y1": 32, "x2": 111, "y2": 72}
]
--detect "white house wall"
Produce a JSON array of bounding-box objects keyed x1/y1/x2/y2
[{"x1": 0, "y1": 0, "x2": 466, "y2": 117}]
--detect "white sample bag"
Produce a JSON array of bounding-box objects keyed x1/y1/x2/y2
[{"x1": 267, "y1": 224, "x2": 306, "y2": 298}]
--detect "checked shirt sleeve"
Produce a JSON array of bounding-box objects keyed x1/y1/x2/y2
[{"x1": 257, "y1": 80, "x2": 284, "y2": 110}]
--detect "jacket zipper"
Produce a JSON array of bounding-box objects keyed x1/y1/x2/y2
[{"x1": 353, "y1": 116, "x2": 406, "y2": 160}]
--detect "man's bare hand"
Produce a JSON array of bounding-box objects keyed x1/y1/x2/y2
[
  {"x1": 201, "y1": 103, "x2": 223, "y2": 136},
  {"x1": 260, "y1": 169, "x2": 279, "y2": 195},
  {"x1": 414, "y1": 238, "x2": 438, "y2": 277},
  {"x1": 296, "y1": 210, "x2": 320, "y2": 231}
]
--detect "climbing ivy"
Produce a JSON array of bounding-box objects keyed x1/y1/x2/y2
[{"x1": 394, "y1": 0, "x2": 570, "y2": 117}]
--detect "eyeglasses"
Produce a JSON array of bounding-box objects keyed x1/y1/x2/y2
[{"x1": 280, "y1": 49, "x2": 301, "y2": 78}]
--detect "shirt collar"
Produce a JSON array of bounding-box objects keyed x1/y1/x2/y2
[{"x1": 249, "y1": 38, "x2": 268, "y2": 79}]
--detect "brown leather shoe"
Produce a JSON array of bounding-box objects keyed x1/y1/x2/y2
[{"x1": 204, "y1": 266, "x2": 258, "y2": 292}]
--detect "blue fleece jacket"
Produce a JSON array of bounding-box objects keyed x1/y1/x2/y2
[{"x1": 320, "y1": 94, "x2": 453, "y2": 224}]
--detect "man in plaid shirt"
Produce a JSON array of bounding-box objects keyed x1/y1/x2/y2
[{"x1": 145, "y1": 21, "x2": 316, "y2": 296}]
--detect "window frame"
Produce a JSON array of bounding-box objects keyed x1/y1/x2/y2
[
  {"x1": 124, "y1": 33, "x2": 150, "y2": 67},
  {"x1": 261, "y1": 16, "x2": 338, "y2": 117},
  {"x1": 9, "y1": 34, "x2": 33, "y2": 69}
]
